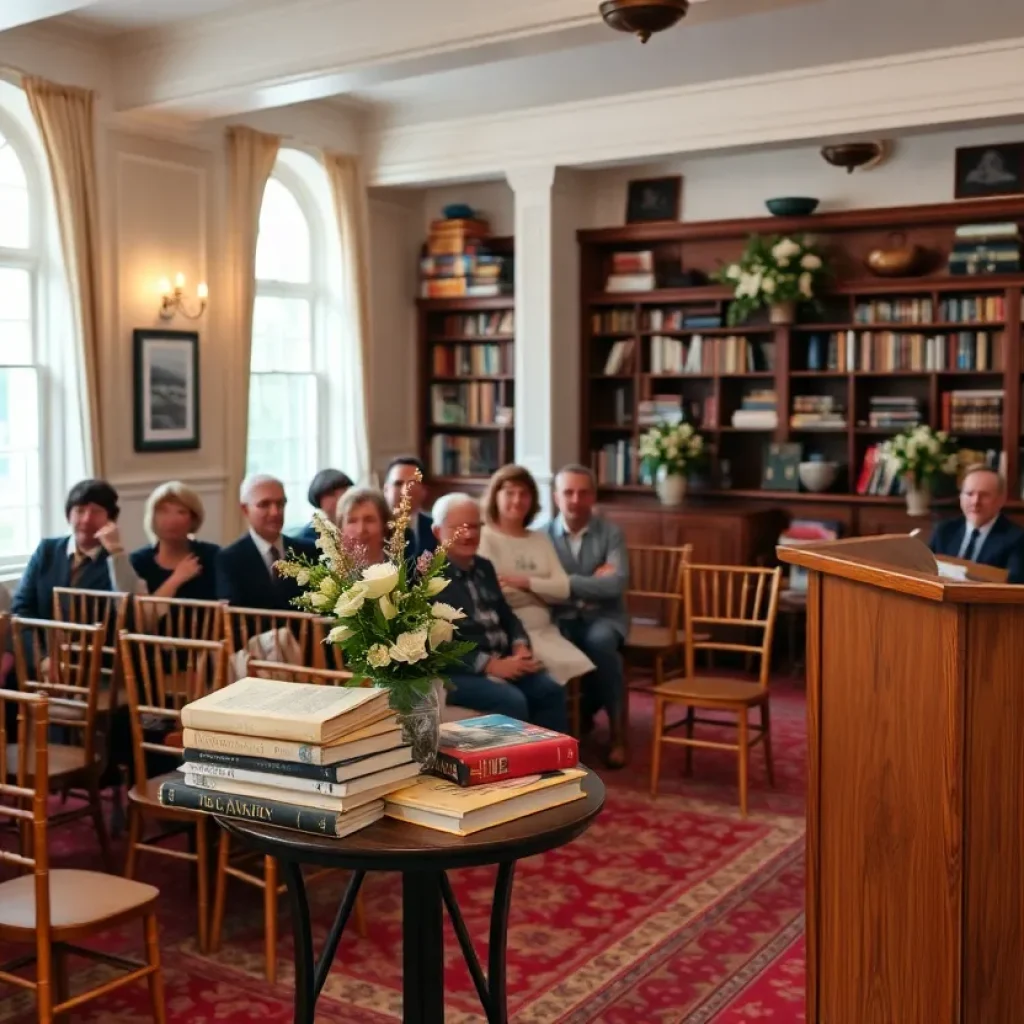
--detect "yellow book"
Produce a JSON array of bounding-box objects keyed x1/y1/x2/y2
[
  {"x1": 384, "y1": 769, "x2": 587, "y2": 836},
  {"x1": 180, "y1": 677, "x2": 390, "y2": 745}
]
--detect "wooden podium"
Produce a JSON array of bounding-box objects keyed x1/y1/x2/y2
[{"x1": 779, "y1": 534, "x2": 1024, "y2": 1024}]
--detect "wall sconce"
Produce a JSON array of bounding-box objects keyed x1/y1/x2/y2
[{"x1": 159, "y1": 273, "x2": 208, "y2": 320}]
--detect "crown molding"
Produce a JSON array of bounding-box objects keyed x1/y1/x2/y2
[{"x1": 368, "y1": 36, "x2": 1024, "y2": 186}]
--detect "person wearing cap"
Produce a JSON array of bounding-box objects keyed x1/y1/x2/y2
[
  {"x1": 295, "y1": 468, "x2": 354, "y2": 544},
  {"x1": 12, "y1": 478, "x2": 142, "y2": 620}
]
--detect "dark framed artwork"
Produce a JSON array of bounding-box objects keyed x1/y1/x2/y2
[
  {"x1": 626, "y1": 175, "x2": 682, "y2": 224},
  {"x1": 133, "y1": 328, "x2": 200, "y2": 452},
  {"x1": 954, "y1": 142, "x2": 1024, "y2": 199}
]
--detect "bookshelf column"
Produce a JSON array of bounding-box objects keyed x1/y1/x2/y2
[{"x1": 507, "y1": 165, "x2": 581, "y2": 515}]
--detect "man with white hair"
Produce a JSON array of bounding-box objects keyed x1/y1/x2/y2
[
  {"x1": 215, "y1": 474, "x2": 317, "y2": 610},
  {"x1": 432, "y1": 492, "x2": 568, "y2": 732}
]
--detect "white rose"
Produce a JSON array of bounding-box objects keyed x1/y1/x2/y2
[
  {"x1": 762, "y1": 276, "x2": 776, "y2": 295},
  {"x1": 360, "y1": 562, "x2": 400, "y2": 599},
  {"x1": 334, "y1": 583, "x2": 368, "y2": 618},
  {"x1": 319, "y1": 577, "x2": 339, "y2": 600},
  {"x1": 425, "y1": 577, "x2": 449, "y2": 597},
  {"x1": 801, "y1": 253, "x2": 822, "y2": 270},
  {"x1": 327, "y1": 625, "x2": 353, "y2": 644},
  {"x1": 431, "y1": 602, "x2": 466, "y2": 622},
  {"x1": 389, "y1": 629, "x2": 429, "y2": 664},
  {"x1": 366, "y1": 643, "x2": 392, "y2": 669},
  {"x1": 378, "y1": 594, "x2": 398, "y2": 620},
  {"x1": 798, "y1": 272, "x2": 813, "y2": 298},
  {"x1": 310, "y1": 591, "x2": 333, "y2": 611},
  {"x1": 429, "y1": 619, "x2": 455, "y2": 649},
  {"x1": 726, "y1": 263, "x2": 741, "y2": 280},
  {"x1": 772, "y1": 238, "x2": 800, "y2": 261},
  {"x1": 296, "y1": 569, "x2": 310, "y2": 587}
]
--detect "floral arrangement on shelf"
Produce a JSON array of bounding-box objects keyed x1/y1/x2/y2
[
  {"x1": 638, "y1": 420, "x2": 706, "y2": 478},
  {"x1": 275, "y1": 474, "x2": 475, "y2": 720},
  {"x1": 714, "y1": 234, "x2": 828, "y2": 325},
  {"x1": 886, "y1": 425, "x2": 959, "y2": 488}
]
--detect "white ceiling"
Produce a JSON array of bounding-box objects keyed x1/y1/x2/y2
[{"x1": 60, "y1": 0, "x2": 285, "y2": 34}]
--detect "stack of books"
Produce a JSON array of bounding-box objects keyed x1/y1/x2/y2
[
  {"x1": 419, "y1": 213, "x2": 513, "y2": 299},
  {"x1": 948, "y1": 222, "x2": 1021, "y2": 276},
  {"x1": 158, "y1": 678, "x2": 422, "y2": 838},
  {"x1": 382, "y1": 715, "x2": 584, "y2": 836}
]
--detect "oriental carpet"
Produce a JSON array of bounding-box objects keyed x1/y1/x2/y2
[{"x1": 0, "y1": 683, "x2": 807, "y2": 1022}]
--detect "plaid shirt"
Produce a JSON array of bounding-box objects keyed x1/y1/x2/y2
[{"x1": 440, "y1": 555, "x2": 529, "y2": 673}]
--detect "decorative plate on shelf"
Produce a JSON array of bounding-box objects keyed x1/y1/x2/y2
[{"x1": 443, "y1": 203, "x2": 475, "y2": 220}]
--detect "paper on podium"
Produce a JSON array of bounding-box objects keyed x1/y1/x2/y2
[{"x1": 936, "y1": 560, "x2": 969, "y2": 581}]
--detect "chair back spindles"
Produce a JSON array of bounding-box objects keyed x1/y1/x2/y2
[
  {"x1": 626, "y1": 543, "x2": 691, "y2": 641},
  {"x1": 133, "y1": 595, "x2": 226, "y2": 644},
  {"x1": 0, "y1": 690, "x2": 49, "y2": 881},
  {"x1": 245, "y1": 659, "x2": 355, "y2": 686},
  {"x1": 223, "y1": 607, "x2": 332, "y2": 669}
]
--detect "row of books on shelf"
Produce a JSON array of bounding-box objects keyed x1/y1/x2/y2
[
  {"x1": 432, "y1": 342, "x2": 512, "y2": 378},
  {"x1": 430, "y1": 433, "x2": 500, "y2": 477},
  {"x1": 430, "y1": 311, "x2": 514, "y2": 337},
  {"x1": 159, "y1": 679, "x2": 584, "y2": 839},
  {"x1": 940, "y1": 389, "x2": 1003, "y2": 433},
  {"x1": 599, "y1": 336, "x2": 774, "y2": 376},
  {"x1": 852, "y1": 295, "x2": 1006, "y2": 325},
  {"x1": 590, "y1": 307, "x2": 723, "y2": 333},
  {"x1": 431, "y1": 383, "x2": 510, "y2": 426},
  {"x1": 808, "y1": 329, "x2": 1003, "y2": 373},
  {"x1": 791, "y1": 395, "x2": 845, "y2": 430}
]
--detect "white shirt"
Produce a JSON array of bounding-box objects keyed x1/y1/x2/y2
[
  {"x1": 958, "y1": 517, "x2": 997, "y2": 559},
  {"x1": 556, "y1": 516, "x2": 589, "y2": 560},
  {"x1": 249, "y1": 528, "x2": 283, "y2": 575}
]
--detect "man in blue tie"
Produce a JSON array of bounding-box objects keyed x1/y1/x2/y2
[{"x1": 928, "y1": 464, "x2": 1024, "y2": 582}]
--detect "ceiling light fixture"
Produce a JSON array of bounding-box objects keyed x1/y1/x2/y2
[{"x1": 599, "y1": 0, "x2": 689, "y2": 43}]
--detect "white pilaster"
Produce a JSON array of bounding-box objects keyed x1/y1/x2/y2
[{"x1": 507, "y1": 165, "x2": 581, "y2": 519}]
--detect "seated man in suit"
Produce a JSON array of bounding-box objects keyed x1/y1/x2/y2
[
  {"x1": 295, "y1": 468, "x2": 353, "y2": 543},
  {"x1": 216, "y1": 474, "x2": 317, "y2": 612},
  {"x1": 928, "y1": 463, "x2": 1024, "y2": 583},
  {"x1": 544, "y1": 464, "x2": 630, "y2": 767},
  {"x1": 432, "y1": 492, "x2": 567, "y2": 733},
  {"x1": 384, "y1": 456, "x2": 437, "y2": 558}
]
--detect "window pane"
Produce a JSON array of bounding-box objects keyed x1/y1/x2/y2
[
  {"x1": 0, "y1": 136, "x2": 26, "y2": 188},
  {"x1": 0, "y1": 136, "x2": 29, "y2": 250},
  {"x1": 251, "y1": 295, "x2": 312, "y2": 371},
  {"x1": 246, "y1": 372, "x2": 318, "y2": 514},
  {"x1": 255, "y1": 178, "x2": 311, "y2": 284},
  {"x1": 0, "y1": 267, "x2": 31, "y2": 320},
  {"x1": 0, "y1": 366, "x2": 40, "y2": 559}
]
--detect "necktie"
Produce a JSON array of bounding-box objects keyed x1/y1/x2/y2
[
  {"x1": 268, "y1": 545, "x2": 281, "y2": 576},
  {"x1": 963, "y1": 529, "x2": 980, "y2": 561},
  {"x1": 69, "y1": 552, "x2": 88, "y2": 586}
]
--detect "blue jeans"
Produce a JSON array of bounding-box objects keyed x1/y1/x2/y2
[
  {"x1": 558, "y1": 617, "x2": 625, "y2": 720},
  {"x1": 448, "y1": 670, "x2": 568, "y2": 733}
]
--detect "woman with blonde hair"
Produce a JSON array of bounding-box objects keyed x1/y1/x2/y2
[
  {"x1": 129, "y1": 481, "x2": 220, "y2": 600},
  {"x1": 478, "y1": 465, "x2": 594, "y2": 686},
  {"x1": 335, "y1": 487, "x2": 392, "y2": 565}
]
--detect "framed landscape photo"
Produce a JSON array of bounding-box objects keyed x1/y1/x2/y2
[
  {"x1": 626, "y1": 175, "x2": 682, "y2": 224},
  {"x1": 133, "y1": 328, "x2": 200, "y2": 452},
  {"x1": 954, "y1": 142, "x2": 1024, "y2": 199}
]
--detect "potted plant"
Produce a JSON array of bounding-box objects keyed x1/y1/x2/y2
[
  {"x1": 715, "y1": 234, "x2": 828, "y2": 325},
  {"x1": 887, "y1": 425, "x2": 959, "y2": 516},
  {"x1": 638, "y1": 420, "x2": 706, "y2": 505},
  {"x1": 275, "y1": 474, "x2": 475, "y2": 767}
]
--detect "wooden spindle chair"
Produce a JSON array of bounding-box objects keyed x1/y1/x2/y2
[
  {"x1": 209, "y1": 658, "x2": 369, "y2": 978},
  {"x1": 133, "y1": 595, "x2": 227, "y2": 643},
  {"x1": 120, "y1": 631, "x2": 229, "y2": 953},
  {"x1": 223, "y1": 607, "x2": 330, "y2": 677},
  {"x1": 8, "y1": 615, "x2": 112, "y2": 870},
  {"x1": 0, "y1": 690, "x2": 166, "y2": 1023},
  {"x1": 649, "y1": 562, "x2": 782, "y2": 816}
]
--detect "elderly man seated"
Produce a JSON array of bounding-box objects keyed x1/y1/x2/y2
[{"x1": 432, "y1": 492, "x2": 568, "y2": 733}]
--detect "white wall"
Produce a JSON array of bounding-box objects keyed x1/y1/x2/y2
[{"x1": 421, "y1": 180, "x2": 514, "y2": 236}]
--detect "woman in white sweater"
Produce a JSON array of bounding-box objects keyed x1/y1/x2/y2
[{"x1": 477, "y1": 465, "x2": 594, "y2": 686}]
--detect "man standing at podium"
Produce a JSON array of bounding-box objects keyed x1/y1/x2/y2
[{"x1": 928, "y1": 463, "x2": 1024, "y2": 582}]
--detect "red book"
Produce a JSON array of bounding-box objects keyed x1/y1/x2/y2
[{"x1": 433, "y1": 715, "x2": 579, "y2": 787}]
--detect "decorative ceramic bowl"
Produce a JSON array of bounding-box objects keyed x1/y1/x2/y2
[
  {"x1": 765, "y1": 197, "x2": 819, "y2": 217},
  {"x1": 798, "y1": 460, "x2": 838, "y2": 492},
  {"x1": 443, "y1": 203, "x2": 475, "y2": 220}
]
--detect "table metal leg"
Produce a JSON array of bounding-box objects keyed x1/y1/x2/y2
[
  {"x1": 282, "y1": 860, "x2": 316, "y2": 1024},
  {"x1": 402, "y1": 870, "x2": 445, "y2": 1024},
  {"x1": 487, "y1": 862, "x2": 516, "y2": 1024}
]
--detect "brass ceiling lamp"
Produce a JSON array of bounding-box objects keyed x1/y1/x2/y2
[{"x1": 599, "y1": 0, "x2": 690, "y2": 43}]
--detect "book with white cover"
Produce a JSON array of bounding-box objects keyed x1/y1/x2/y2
[{"x1": 180, "y1": 677, "x2": 389, "y2": 744}]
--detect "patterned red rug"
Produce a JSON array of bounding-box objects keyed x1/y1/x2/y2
[{"x1": 0, "y1": 683, "x2": 807, "y2": 1022}]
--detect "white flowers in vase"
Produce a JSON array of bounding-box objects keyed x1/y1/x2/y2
[
  {"x1": 638, "y1": 420, "x2": 706, "y2": 478},
  {"x1": 887, "y1": 425, "x2": 959, "y2": 489},
  {"x1": 714, "y1": 234, "x2": 828, "y2": 325}
]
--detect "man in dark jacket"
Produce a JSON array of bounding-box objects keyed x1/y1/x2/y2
[
  {"x1": 431, "y1": 492, "x2": 567, "y2": 732},
  {"x1": 384, "y1": 456, "x2": 437, "y2": 559},
  {"x1": 928, "y1": 464, "x2": 1024, "y2": 582}
]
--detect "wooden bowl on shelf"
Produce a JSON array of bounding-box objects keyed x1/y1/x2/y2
[{"x1": 865, "y1": 232, "x2": 924, "y2": 277}]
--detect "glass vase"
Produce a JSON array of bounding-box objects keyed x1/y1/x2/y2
[{"x1": 397, "y1": 679, "x2": 446, "y2": 769}]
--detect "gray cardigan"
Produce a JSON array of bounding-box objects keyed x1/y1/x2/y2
[{"x1": 543, "y1": 515, "x2": 629, "y2": 636}]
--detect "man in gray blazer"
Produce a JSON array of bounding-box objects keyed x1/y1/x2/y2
[{"x1": 544, "y1": 464, "x2": 629, "y2": 767}]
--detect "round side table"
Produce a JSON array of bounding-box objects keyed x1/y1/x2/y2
[{"x1": 218, "y1": 767, "x2": 605, "y2": 1024}]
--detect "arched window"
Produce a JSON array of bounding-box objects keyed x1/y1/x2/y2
[{"x1": 246, "y1": 169, "x2": 321, "y2": 515}]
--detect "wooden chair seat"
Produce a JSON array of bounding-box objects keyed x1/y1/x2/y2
[
  {"x1": 128, "y1": 771, "x2": 187, "y2": 810},
  {"x1": 0, "y1": 869, "x2": 159, "y2": 937},
  {"x1": 6, "y1": 742, "x2": 97, "y2": 779},
  {"x1": 652, "y1": 675, "x2": 768, "y2": 705}
]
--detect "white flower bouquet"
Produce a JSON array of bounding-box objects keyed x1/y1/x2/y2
[
  {"x1": 715, "y1": 234, "x2": 827, "y2": 325},
  {"x1": 887, "y1": 425, "x2": 958, "y2": 487},
  {"x1": 638, "y1": 420, "x2": 706, "y2": 477},
  {"x1": 275, "y1": 476, "x2": 475, "y2": 716}
]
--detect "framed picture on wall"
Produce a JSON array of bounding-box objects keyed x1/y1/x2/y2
[
  {"x1": 954, "y1": 142, "x2": 1024, "y2": 199},
  {"x1": 626, "y1": 175, "x2": 682, "y2": 223},
  {"x1": 133, "y1": 328, "x2": 200, "y2": 452}
]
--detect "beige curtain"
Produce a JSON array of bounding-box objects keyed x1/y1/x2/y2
[
  {"x1": 322, "y1": 152, "x2": 373, "y2": 484},
  {"x1": 23, "y1": 76, "x2": 105, "y2": 477},
  {"x1": 224, "y1": 125, "x2": 281, "y2": 538}
]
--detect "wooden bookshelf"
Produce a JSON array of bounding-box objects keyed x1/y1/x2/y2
[
  {"x1": 578, "y1": 197, "x2": 1024, "y2": 533},
  {"x1": 416, "y1": 295, "x2": 515, "y2": 491}
]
